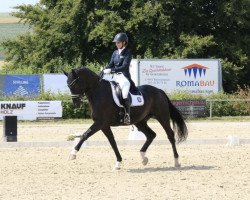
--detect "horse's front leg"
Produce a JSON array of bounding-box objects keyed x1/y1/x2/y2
[
  {"x1": 69, "y1": 122, "x2": 101, "y2": 160},
  {"x1": 102, "y1": 127, "x2": 122, "y2": 170}
]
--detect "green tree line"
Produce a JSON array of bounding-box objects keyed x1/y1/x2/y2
[{"x1": 1, "y1": 0, "x2": 249, "y2": 92}]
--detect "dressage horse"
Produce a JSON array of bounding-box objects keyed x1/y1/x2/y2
[{"x1": 64, "y1": 67, "x2": 188, "y2": 170}]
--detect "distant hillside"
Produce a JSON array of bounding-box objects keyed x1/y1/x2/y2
[
  {"x1": 0, "y1": 23, "x2": 30, "y2": 41},
  {"x1": 0, "y1": 12, "x2": 19, "y2": 23},
  {"x1": 0, "y1": 12, "x2": 30, "y2": 40},
  {"x1": 0, "y1": 13, "x2": 31, "y2": 62},
  {"x1": 0, "y1": 13, "x2": 16, "y2": 18}
]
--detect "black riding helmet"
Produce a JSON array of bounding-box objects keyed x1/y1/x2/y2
[{"x1": 112, "y1": 32, "x2": 128, "y2": 44}]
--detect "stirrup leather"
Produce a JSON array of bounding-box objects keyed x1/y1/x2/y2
[{"x1": 124, "y1": 113, "x2": 130, "y2": 124}]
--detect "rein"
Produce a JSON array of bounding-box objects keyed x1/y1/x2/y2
[
  {"x1": 67, "y1": 77, "x2": 84, "y2": 100},
  {"x1": 68, "y1": 72, "x2": 100, "y2": 100},
  {"x1": 98, "y1": 71, "x2": 104, "y2": 82},
  {"x1": 68, "y1": 77, "x2": 79, "y2": 88}
]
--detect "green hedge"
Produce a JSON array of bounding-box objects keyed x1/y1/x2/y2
[
  {"x1": 204, "y1": 93, "x2": 250, "y2": 117},
  {"x1": 0, "y1": 87, "x2": 249, "y2": 118},
  {"x1": 169, "y1": 88, "x2": 250, "y2": 117},
  {"x1": 62, "y1": 101, "x2": 91, "y2": 119}
]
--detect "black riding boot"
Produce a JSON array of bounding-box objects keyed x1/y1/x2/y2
[{"x1": 123, "y1": 98, "x2": 131, "y2": 125}]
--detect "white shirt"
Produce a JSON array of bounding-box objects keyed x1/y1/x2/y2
[{"x1": 118, "y1": 47, "x2": 125, "y2": 55}]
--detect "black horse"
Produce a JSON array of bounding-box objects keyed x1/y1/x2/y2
[{"x1": 64, "y1": 67, "x2": 188, "y2": 170}]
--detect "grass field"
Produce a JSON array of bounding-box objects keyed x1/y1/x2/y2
[
  {"x1": 0, "y1": 13, "x2": 30, "y2": 61},
  {"x1": 0, "y1": 23, "x2": 30, "y2": 41},
  {"x1": 0, "y1": 12, "x2": 30, "y2": 41}
]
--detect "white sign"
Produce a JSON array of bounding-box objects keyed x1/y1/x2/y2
[
  {"x1": 128, "y1": 125, "x2": 146, "y2": 140},
  {"x1": 0, "y1": 101, "x2": 62, "y2": 120},
  {"x1": 130, "y1": 59, "x2": 222, "y2": 95},
  {"x1": 130, "y1": 59, "x2": 139, "y2": 86},
  {"x1": 43, "y1": 74, "x2": 70, "y2": 94}
]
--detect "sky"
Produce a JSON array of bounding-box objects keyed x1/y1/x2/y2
[{"x1": 0, "y1": 0, "x2": 39, "y2": 12}]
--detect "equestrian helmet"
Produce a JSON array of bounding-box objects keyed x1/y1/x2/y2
[{"x1": 112, "y1": 32, "x2": 128, "y2": 43}]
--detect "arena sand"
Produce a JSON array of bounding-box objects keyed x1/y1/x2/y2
[
  {"x1": 8, "y1": 121, "x2": 250, "y2": 142},
  {"x1": 0, "y1": 121, "x2": 249, "y2": 200}
]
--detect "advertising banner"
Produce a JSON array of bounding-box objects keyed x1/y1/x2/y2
[
  {"x1": 4, "y1": 75, "x2": 40, "y2": 96},
  {"x1": 130, "y1": 59, "x2": 139, "y2": 86},
  {"x1": 43, "y1": 74, "x2": 70, "y2": 94},
  {"x1": 131, "y1": 59, "x2": 222, "y2": 95},
  {"x1": 0, "y1": 101, "x2": 62, "y2": 120},
  {"x1": 172, "y1": 100, "x2": 207, "y2": 118}
]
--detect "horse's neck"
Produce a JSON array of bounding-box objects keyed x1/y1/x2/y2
[
  {"x1": 80, "y1": 69, "x2": 109, "y2": 105},
  {"x1": 84, "y1": 76, "x2": 100, "y2": 98},
  {"x1": 80, "y1": 69, "x2": 99, "y2": 91},
  {"x1": 86, "y1": 78, "x2": 109, "y2": 99}
]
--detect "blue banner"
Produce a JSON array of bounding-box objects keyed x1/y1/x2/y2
[{"x1": 4, "y1": 75, "x2": 40, "y2": 96}]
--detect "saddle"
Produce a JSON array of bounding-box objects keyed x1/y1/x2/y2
[
  {"x1": 102, "y1": 73, "x2": 144, "y2": 108},
  {"x1": 109, "y1": 81, "x2": 144, "y2": 108}
]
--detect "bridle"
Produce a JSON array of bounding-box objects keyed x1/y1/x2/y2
[{"x1": 67, "y1": 77, "x2": 84, "y2": 101}]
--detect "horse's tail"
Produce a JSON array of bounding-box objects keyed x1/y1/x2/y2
[{"x1": 165, "y1": 93, "x2": 188, "y2": 143}]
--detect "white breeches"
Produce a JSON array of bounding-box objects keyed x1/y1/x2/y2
[{"x1": 113, "y1": 73, "x2": 130, "y2": 99}]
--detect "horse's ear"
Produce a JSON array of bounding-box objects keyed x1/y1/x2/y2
[
  {"x1": 71, "y1": 69, "x2": 78, "y2": 78},
  {"x1": 63, "y1": 70, "x2": 68, "y2": 76}
]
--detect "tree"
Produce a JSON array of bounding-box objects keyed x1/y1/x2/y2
[
  {"x1": 1, "y1": 0, "x2": 249, "y2": 92},
  {"x1": 168, "y1": 0, "x2": 250, "y2": 91},
  {"x1": 2, "y1": 0, "x2": 94, "y2": 73}
]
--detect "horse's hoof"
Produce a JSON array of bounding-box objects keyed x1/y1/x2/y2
[
  {"x1": 175, "y1": 163, "x2": 181, "y2": 168},
  {"x1": 174, "y1": 158, "x2": 181, "y2": 168},
  {"x1": 68, "y1": 154, "x2": 76, "y2": 161},
  {"x1": 113, "y1": 161, "x2": 121, "y2": 171},
  {"x1": 113, "y1": 166, "x2": 121, "y2": 171},
  {"x1": 142, "y1": 157, "x2": 148, "y2": 166}
]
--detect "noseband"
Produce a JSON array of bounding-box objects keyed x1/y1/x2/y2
[{"x1": 68, "y1": 77, "x2": 84, "y2": 100}]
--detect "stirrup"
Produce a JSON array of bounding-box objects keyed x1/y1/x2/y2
[{"x1": 124, "y1": 113, "x2": 130, "y2": 125}]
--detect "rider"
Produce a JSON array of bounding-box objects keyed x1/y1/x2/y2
[{"x1": 103, "y1": 32, "x2": 133, "y2": 125}]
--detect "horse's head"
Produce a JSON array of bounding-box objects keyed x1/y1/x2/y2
[
  {"x1": 64, "y1": 69, "x2": 84, "y2": 108},
  {"x1": 64, "y1": 67, "x2": 100, "y2": 108}
]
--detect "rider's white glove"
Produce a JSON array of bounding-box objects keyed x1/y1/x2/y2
[{"x1": 103, "y1": 68, "x2": 111, "y2": 74}]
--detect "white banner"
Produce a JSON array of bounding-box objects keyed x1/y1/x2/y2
[
  {"x1": 130, "y1": 59, "x2": 222, "y2": 95},
  {"x1": 0, "y1": 101, "x2": 62, "y2": 120},
  {"x1": 43, "y1": 74, "x2": 70, "y2": 94}
]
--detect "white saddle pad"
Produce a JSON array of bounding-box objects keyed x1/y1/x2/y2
[
  {"x1": 109, "y1": 82, "x2": 144, "y2": 107},
  {"x1": 102, "y1": 73, "x2": 144, "y2": 107},
  {"x1": 110, "y1": 82, "x2": 144, "y2": 107}
]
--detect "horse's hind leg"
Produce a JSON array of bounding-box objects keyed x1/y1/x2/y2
[
  {"x1": 156, "y1": 117, "x2": 181, "y2": 167},
  {"x1": 135, "y1": 121, "x2": 156, "y2": 166}
]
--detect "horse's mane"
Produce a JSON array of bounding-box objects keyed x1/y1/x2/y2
[
  {"x1": 77, "y1": 66, "x2": 95, "y2": 74},
  {"x1": 76, "y1": 67, "x2": 99, "y2": 78},
  {"x1": 73, "y1": 67, "x2": 100, "y2": 89}
]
